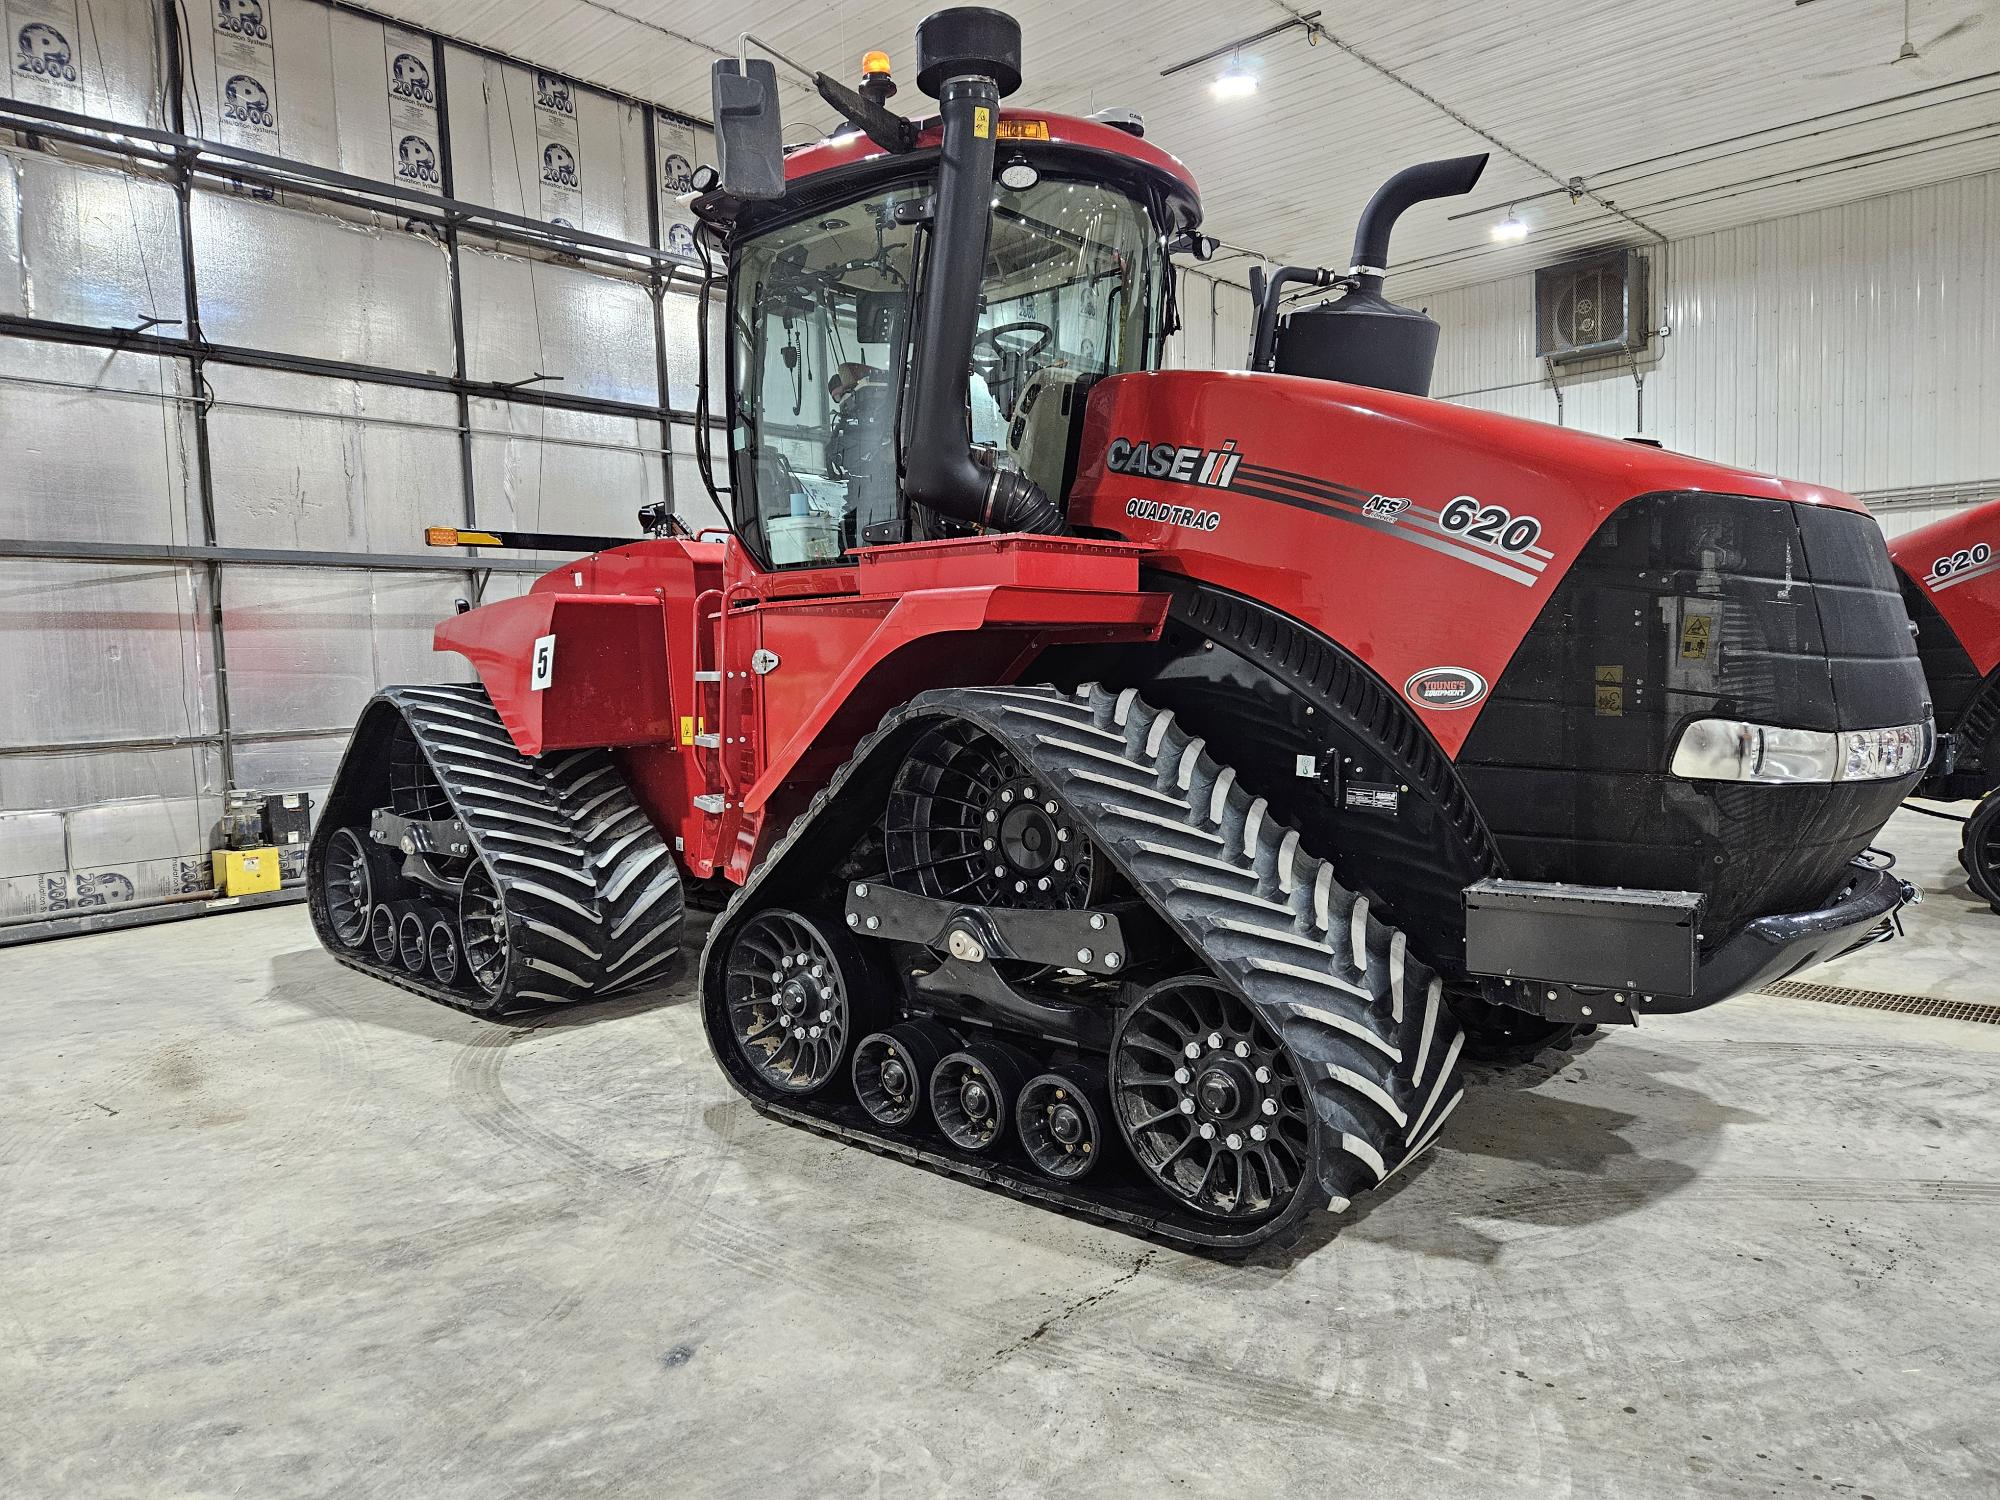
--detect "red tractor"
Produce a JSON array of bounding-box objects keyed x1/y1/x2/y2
[
  {"x1": 1888, "y1": 500, "x2": 2000, "y2": 906},
  {"x1": 309, "y1": 9, "x2": 1929, "y2": 1251}
]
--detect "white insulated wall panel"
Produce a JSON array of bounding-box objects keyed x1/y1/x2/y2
[
  {"x1": 0, "y1": 0, "x2": 165, "y2": 129},
  {"x1": 468, "y1": 398, "x2": 661, "y2": 558},
  {"x1": 0, "y1": 339, "x2": 197, "y2": 546},
  {"x1": 0, "y1": 148, "x2": 184, "y2": 327},
  {"x1": 1425, "y1": 169, "x2": 2000, "y2": 500},
  {"x1": 219, "y1": 567, "x2": 469, "y2": 734},
  {"x1": 459, "y1": 243, "x2": 657, "y2": 405},
  {"x1": 203, "y1": 366, "x2": 462, "y2": 552},
  {"x1": 441, "y1": 44, "x2": 650, "y2": 245},
  {"x1": 190, "y1": 189, "x2": 455, "y2": 372},
  {"x1": 0, "y1": 560, "x2": 216, "y2": 748}
]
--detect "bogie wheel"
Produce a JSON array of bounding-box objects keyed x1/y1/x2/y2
[
  {"x1": 1962, "y1": 795, "x2": 2000, "y2": 913},
  {"x1": 320, "y1": 827, "x2": 378, "y2": 947},
  {"x1": 723, "y1": 910, "x2": 858, "y2": 1095},
  {"x1": 459, "y1": 867, "x2": 510, "y2": 1004},
  {"x1": 853, "y1": 1020, "x2": 956, "y2": 1128},
  {"x1": 1017, "y1": 1073, "x2": 1106, "y2": 1180},
  {"x1": 368, "y1": 903, "x2": 400, "y2": 966},
  {"x1": 427, "y1": 918, "x2": 462, "y2": 987},
  {"x1": 1447, "y1": 988, "x2": 1582, "y2": 1063},
  {"x1": 929, "y1": 1042, "x2": 1033, "y2": 1153},
  {"x1": 1111, "y1": 979, "x2": 1312, "y2": 1221}
]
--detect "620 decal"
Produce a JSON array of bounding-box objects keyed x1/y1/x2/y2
[
  {"x1": 1439, "y1": 495, "x2": 1541, "y2": 554},
  {"x1": 1930, "y1": 542, "x2": 1992, "y2": 582}
]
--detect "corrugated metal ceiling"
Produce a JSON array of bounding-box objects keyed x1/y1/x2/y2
[{"x1": 376, "y1": 0, "x2": 2000, "y2": 292}]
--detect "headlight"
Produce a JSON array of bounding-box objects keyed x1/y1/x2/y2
[{"x1": 1670, "y1": 717, "x2": 1932, "y2": 784}]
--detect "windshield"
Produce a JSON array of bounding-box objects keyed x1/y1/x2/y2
[
  {"x1": 972, "y1": 177, "x2": 1159, "y2": 447},
  {"x1": 730, "y1": 173, "x2": 1162, "y2": 567}
]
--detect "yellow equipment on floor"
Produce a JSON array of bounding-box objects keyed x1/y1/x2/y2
[{"x1": 211, "y1": 847, "x2": 281, "y2": 897}]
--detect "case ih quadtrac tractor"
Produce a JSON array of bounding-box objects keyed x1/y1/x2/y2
[
  {"x1": 308, "y1": 9, "x2": 1930, "y2": 1251},
  {"x1": 1889, "y1": 500, "x2": 2000, "y2": 906}
]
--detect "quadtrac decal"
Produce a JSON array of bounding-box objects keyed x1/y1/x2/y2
[
  {"x1": 1105, "y1": 435, "x2": 1552, "y2": 588},
  {"x1": 1404, "y1": 666, "x2": 1487, "y2": 711},
  {"x1": 1124, "y1": 497, "x2": 1220, "y2": 532},
  {"x1": 1927, "y1": 541, "x2": 1996, "y2": 592}
]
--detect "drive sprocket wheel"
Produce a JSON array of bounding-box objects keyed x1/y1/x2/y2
[
  {"x1": 723, "y1": 910, "x2": 855, "y2": 1095},
  {"x1": 885, "y1": 722, "x2": 1096, "y2": 910},
  {"x1": 1112, "y1": 978, "x2": 1313, "y2": 1222}
]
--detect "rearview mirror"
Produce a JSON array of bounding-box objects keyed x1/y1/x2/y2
[{"x1": 711, "y1": 58, "x2": 785, "y2": 201}]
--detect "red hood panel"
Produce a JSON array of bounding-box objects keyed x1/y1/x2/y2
[
  {"x1": 1887, "y1": 498, "x2": 2000, "y2": 675},
  {"x1": 1072, "y1": 370, "x2": 1865, "y2": 756}
]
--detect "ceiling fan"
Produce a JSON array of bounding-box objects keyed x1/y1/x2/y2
[{"x1": 1803, "y1": 0, "x2": 1987, "y2": 80}]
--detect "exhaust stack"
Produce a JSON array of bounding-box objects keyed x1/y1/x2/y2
[
  {"x1": 1250, "y1": 153, "x2": 1488, "y2": 398},
  {"x1": 901, "y1": 7, "x2": 1065, "y2": 535}
]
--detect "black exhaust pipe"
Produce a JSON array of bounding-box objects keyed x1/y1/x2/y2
[
  {"x1": 902, "y1": 8, "x2": 1064, "y2": 535},
  {"x1": 1249, "y1": 153, "x2": 1488, "y2": 397},
  {"x1": 1347, "y1": 153, "x2": 1487, "y2": 294}
]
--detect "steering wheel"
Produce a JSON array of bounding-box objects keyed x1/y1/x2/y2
[{"x1": 971, "y1": 320, "x2": 1055, "y2": 379}]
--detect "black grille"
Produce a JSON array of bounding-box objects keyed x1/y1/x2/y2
[{"x1": 1458, "y1": 492, "x2": 1928, "y2": 944}]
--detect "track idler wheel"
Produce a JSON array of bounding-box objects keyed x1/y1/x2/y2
[
  {"x1": 930, "y1": 1042, "x2": 1033, "y2": 1153},
  {"x1": 1112, "y1": 978, "x2": 1313, "y2": 1222},
  {"x1": 852, "y1": 1020, "x2": 956, "y2": 1128},
  {"x1": 459, "y1": 867, "x2": 509, "y2": 1004},
  {"x1": 320, "y1": 827, "x2": 394, "y2": 948},
  {"x1": 723, "y1": 909, "x2": 858, "y2": 1095},
  {"x1": 1017, "y1": 1074, "x2": 1106, "y2": 1180}
]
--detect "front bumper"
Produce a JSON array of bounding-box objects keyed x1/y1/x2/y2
[{"x1": 1465, "y1": 859, "x2": 1912, "y2": 1023}]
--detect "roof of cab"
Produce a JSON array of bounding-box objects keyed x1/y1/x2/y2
[{"x1": 780, "y1": 108, "x2": 1201, "y2": 203}]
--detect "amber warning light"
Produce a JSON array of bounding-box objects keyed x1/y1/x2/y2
[
  {"x1": 862, "y1": 50, "x2": 892, "y2": 76},
  {"x1": 426, "y1": 526, "x2": 504, "y2": 547},
  {"x1": 996, "y1": 119, "x2": 1050, "y2": 140}
]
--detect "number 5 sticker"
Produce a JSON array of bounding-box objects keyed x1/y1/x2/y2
[{"x1": 530, "y1": 633, "x2": 556, "y2": 690}]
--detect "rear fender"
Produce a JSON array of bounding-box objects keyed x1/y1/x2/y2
[{"x1": 433, "y1": 592, "x2": 674, "y2": 755}]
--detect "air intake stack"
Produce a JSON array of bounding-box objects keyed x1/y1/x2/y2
[{"x1": 1250, "y1": 154, "x2": 1488, "y2": 398}]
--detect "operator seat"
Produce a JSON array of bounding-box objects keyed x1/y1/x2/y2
[{"x1": 1004, "y1": 366, "x2": 1097, "y2": 506}]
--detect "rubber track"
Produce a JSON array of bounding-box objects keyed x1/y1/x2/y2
[
  {"x1": 312, "y1": 683, "x2": 685, "y2": 1014},
  {"x1": 701, "y1": 683, "x2": 1466, "y2": 1251}
]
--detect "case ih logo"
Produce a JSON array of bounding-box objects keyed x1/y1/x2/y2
[
  {"x1": 1106, "y1": 436, "x2": 1243, "y2": 488},
  {"x1": 1404, "y1": 666, "x2": 1488, "y2": 711}
]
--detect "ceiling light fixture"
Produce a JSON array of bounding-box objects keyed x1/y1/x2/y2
[
  {"x1": 1211, "y1": 54, "x2": 1258, "y2": 99},
  {"x1": 1490, "y1": 210, "x2": 1529, "y2": 243}
]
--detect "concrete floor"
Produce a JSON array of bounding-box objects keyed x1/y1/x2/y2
[{"x1": 5, "y1": 808, "x2": 1999, "y2": 1498}]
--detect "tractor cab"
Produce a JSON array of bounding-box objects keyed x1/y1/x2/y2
[{"x1": 695, "y1": 23, "x2": 1199, "y2": 570}]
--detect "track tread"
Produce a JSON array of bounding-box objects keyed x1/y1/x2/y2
[
  {"x1": 310, "y1": 683, "x2": 683, "y2": 1013},
  {"x1": 702, "y1": 682, "x2": 1466, "y2": 1248}
]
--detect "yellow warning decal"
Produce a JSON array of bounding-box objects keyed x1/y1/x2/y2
[
  {"x1": 679, "y1": 716, "x2": 696, "y2": 746},
  {"x1": 1594, "y1": 664, "x2": 1624, "y2": 684},
  {"x1": 973, "y1": 105, "x2": 991, "y2": 138},
  {"x1": 996, "y1": 118, "x2": 1048, "y2": 140},
  {"x1": 1679, "y1": 614, "x2": 1713, "y2": 660}
]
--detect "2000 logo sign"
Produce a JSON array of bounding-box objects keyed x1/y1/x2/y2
[
  {"x1": 1930, "y1": 542, "x2": 1991, "y2": 582},
  {"x1": 1439, "y1": 495, "x2": 1541, "y2": 553}
]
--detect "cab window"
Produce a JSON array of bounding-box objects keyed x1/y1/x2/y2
[{"x1": 731, "y1": 184, "x2": 922, "y2": 566}]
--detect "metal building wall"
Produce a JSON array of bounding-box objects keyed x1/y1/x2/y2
[
  {"x1": 1423, "y1": 169, "x2": 2000, "y2": 536},
  {"x1": 0, "y1": 0, "x2": 725, "y2": 929}
]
